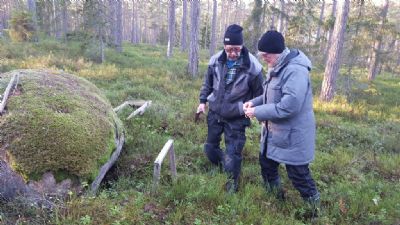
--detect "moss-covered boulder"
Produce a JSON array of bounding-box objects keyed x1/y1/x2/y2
[{"x1": 0, "y1": 69, "x2": 123, "y2": 186}]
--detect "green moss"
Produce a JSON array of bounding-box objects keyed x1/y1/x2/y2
[{"x1": 0, "y1": 69, "x2": 123, "y2": 182}]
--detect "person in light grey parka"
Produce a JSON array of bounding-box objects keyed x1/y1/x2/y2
[{"x1": 244, "y1": 30, "x2": 320, "y2": 213}]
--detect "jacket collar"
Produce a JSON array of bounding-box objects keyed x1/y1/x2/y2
[
  {"x1": 217, "y1": 46, "x2": 251, "y2": 70},
  {"x1": 270, "y1": 49, "x2": 299, "y2": 77}
]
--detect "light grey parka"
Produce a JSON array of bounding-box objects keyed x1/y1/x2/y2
[{"x1": 250, "y1": 49, "x2": 315, "y2": 165}]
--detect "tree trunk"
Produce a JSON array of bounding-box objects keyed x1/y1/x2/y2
[
  {"x1": 320, "y1": 0, "x2": 350, "y2": 102},
  {"x1": 130, "y1": 0, "x2": 137, "y2": 43},
  {"x1": 156, "y1": 0, "x2": 162, "y2": 45},
  {"x1": 217, "y1": 1, "x2": 224, "y2": 44},
  {"x1": 27, "y1": 0, "x2": 39, "y2": 41},
  {"x1": 144, "y1": 15, "x2": 148, "y2": 43},
  {"x1": 52, "y1": 0, "x2": 61, "y2": 39},
  {"x1": 188, "y1": 0, "x2": 200, "y2": 77},
  {"x1": 100, "y1": 35, "x2": 105, "y2": 63},
  {"x1": 0, "y1": 18, "x2": 4, "y2": 38},
  {"x1": 324, "y1": 0, "x2": 337, "y2": 63},
  {"x1": 203, "y1": 0, "x2": 210, "y2": 49},
  {"x1": 115, "y1": 0, "x2": 123, "y2": 52},
  {"x1": 209, "y1": 0, "x2": 217, "y2": 57},
  {"x1": 0, "y1": 15, "x2": 3, "y2": 37},
  {"x1": 135, "y1": 0, "x2": 140, "y2": 43},
  {"x1": 383, "y1": 34, "x2": 396, "y2": 72},
  {"x1": 367, "y1": 0, "x2": 389, "y2": 81},
  {"x1": 222, "y1": 1, "x2": 228, "y2": 33},
  {"x1": 167, "y1": 0, "x2": 176, "y2": 58},
  {"x1": 0, "y1": 0, "x2": 4, "y2": 36},
  {"x1": 181, "y1": 0, "x2": 187, "y2": 52},
  {"x1": 270, "y1": 0, "x2": 276, "y2": 30},
  {"x1": 249, "y1": 0, "x2": 263, "y2": 52},
  {"x1": 260, "y1": 0, "x2": 267, "y2": 33},
  {"x1": 277, "y1": 0, "x2": 285, "y2": 33},
  {"x1": 315, "y1": 0, "x2": 325, "y2": 44},
  {"x1": 347, "y1": 0, "x2": 364, "y2": 76},
  {"x1": 396, "y1": 40, "x2": 400, "y2": 71},
  {"x1": 108, "y1": 0, "x2": 116, "y2": 45},
  {"x1": 131, "y1": 0, "x2": 139, "y2": 44},
  {"x1": 61, "y1": 0, "x2": 69, "y2": 41}
]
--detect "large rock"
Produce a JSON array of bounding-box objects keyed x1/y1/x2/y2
[{"x1": 0, "y1": 69, "x2": 124, "y2": 201}]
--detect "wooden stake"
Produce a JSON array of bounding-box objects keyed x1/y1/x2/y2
[
  {"x1": 152, "y1": 139, "x2": 176, "y2": 194},
  {"x1": 0, "y1": 73, "x2": 18, "y2": 115},
  {"x1": 127, "y1": 101, "x2": 152, "y2": 119},
  {"x1": 113, "y1": 100, "x2": 147, "y2": 113}
]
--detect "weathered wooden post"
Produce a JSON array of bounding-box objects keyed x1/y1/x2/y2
[
  {"x1": 127, "y1": 101, "x2": 152, "y2": 119},
  {"x1": 152, "y1": 139, "x2": 177, "y2": 194},
  {"x1": 0, "y1": 72, "x2": 18, "y2": 115}
]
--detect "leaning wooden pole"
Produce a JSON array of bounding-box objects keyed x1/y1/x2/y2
[
  {"x1": 0, "y1": 73, "x2": 18, "y2": 115},
  {"x1": 90, "y1": 131, "x2": 125, "y2": 194}
]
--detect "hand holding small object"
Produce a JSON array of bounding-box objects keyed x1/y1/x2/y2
[{"x1": 245, "y1": 107, "x2": 255, "y2": 119}]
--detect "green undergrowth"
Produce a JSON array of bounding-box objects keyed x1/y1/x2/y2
[{"x1": 0, "y1": 38, "x2": 399, "y2": 224}]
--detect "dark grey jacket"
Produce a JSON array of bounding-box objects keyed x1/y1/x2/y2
[
  {"x1": 200, "y1": 47, "x2": 264, "y2": 120},
  {"x1": 251, "y1": 49, "x2": 315, "y2": 165}
]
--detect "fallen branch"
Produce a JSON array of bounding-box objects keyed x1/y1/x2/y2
[
  {"x1": 0, "y1": 73, "x2": 18, "y2": 115},
  {"x1": 127, "y1": 100, "x2": 152, "y2": 119}
]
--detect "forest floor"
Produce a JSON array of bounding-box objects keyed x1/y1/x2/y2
[{"x1": 0, "y1": 39, "x2": 399, "y2": 225}]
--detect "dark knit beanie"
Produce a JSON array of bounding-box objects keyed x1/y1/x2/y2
[
  {"x1": 224, "y1": 24, "x2": 243, "y2": 45},
  {"x1": 258, "y1": 30, "x2": 285, "y2": 54}
]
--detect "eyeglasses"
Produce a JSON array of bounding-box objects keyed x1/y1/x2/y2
[
  {"x1": 257, "y1": 52, "x2": 269, "y2": 58},
  {"x1": 225, "y1": 47, "x2": 242, "y2": 54}
]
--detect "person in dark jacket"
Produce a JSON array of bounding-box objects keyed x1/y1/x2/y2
[
  {"x1": 197, "y1": 24, "x2": 264, "y2": 192},
  {"x1": 244, "y1": 30, "x2": 320, "y2": 214}
]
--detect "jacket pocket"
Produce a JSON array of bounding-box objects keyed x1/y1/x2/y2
[
  {"x1": 271, "y1": 127, "x2": 290, "y2": 148},
  {"x1": 271, "y1": 86, "x2": 282, "y2": 103}
]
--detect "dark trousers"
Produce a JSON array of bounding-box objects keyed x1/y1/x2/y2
[
  {"x1": 259, "y1": 152, "x2": 318, "y2": 199},
  {"x1": 204, "y1": 111, "x2": 247, "y2": 182}
]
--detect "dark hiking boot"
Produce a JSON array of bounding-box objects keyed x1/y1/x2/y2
[
  {"x1": 225, "y1": 179, "x2": 239, "y2": 193},
  {"x1": 266, "y1": 180, "x2": 285, "y2": 201},
  {"x1": 303, "y1": 192, "x2": 321, "y2": 218}
]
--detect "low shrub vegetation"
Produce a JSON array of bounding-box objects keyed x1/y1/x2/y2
[{"x1": 0, "y1": 39, "x2": 399, "y2": 225}]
